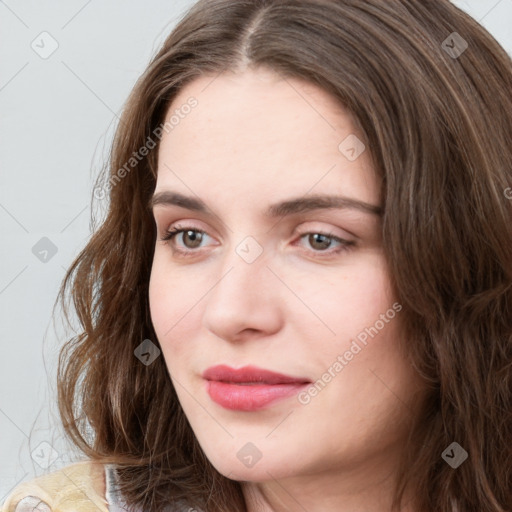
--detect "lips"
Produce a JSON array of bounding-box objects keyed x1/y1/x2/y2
[
  {"x1": 202, "y1": 365, "x2": 311, "y2": 411},
  {"x1": 202, "y1": 364, "x2": 310, "y2": 384}
]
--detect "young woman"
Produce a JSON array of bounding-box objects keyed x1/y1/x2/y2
[{"x1": 3, "y1": 1, "x2": 511, "y2": 511}]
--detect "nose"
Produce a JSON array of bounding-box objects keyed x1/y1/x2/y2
[{"x1": 201, "y1": 240, "x2": 284, "y2": 343}]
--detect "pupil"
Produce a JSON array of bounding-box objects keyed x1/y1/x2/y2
[
  {"x1": 311, "y1": 233, "x2": 330, "y2": 250},
  {"x1": 185, "y1": 230, "x2": 202, "y2": 248}
]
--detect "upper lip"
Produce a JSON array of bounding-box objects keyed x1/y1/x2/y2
[{"x1": 202, "y1": 365, "x2": 311, "y2": 384}]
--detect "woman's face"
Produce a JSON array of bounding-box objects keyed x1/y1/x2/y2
[{"x1": 149, "y1": 67, "x2": 425, "y2": 486}]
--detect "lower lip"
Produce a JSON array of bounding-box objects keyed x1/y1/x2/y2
[{"x1": 206, "y1": 381, "x2": 309, "y2": 411}]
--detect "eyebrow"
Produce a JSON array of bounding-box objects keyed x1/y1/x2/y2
[{"x1": 148, "y1": 190, "x2": 383, "y2": 218}]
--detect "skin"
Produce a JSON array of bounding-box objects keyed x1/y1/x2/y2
[{"x1": 148, "y1": 66, "x2": 426, "y2": 512}]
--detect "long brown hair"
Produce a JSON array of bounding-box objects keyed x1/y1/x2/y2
[{"x1": 55, "y1": 1, "x2": 512, "y2": 510}]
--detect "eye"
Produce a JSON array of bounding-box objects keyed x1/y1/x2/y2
[
  {"x1": 159, "y1": 224, "x2": 211, "y2": 253},
  {"x1": 159, "y1": 225, "x2": 355, "y2": 258},
  {"x1": 293, "y1": 229, "x2": 355, "y2": 256}
]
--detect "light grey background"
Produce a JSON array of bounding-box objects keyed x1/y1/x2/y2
[{"x1": 1, "y1": 0, "x2": 511, "y2": 499}]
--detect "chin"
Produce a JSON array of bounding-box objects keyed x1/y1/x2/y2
[
  {"x1": 200, "y1": 441, "x2": 300, "y2": 483},
  {"x1": 212, "y1": 461, "x2": 281, "y2": 483}
]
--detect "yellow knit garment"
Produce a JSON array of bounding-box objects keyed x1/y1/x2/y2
[{"x1": 1, "y1": 461, "x2": 107, "y2": 512}]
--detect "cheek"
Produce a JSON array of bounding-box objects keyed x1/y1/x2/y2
[
  {"x1": 290, "y1": 254, "x2": 405, "y2": 410},
  {"x1": 149, "y1": 251, "x2": 192, "y2": 324},
  {"x1": 148, "y1": 255, "x2": 205, "y2": 363},
  {"x1": 148, "y1": 258, "x2": 171, "y2": 336},
  {"x1": 293, "y1": 253, "x2": 395, "y2": 342},
  {"x1": 335, "y1": 263, "x2": 404, "y2": 382}
]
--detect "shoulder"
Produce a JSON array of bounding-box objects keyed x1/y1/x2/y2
[{"x1": 1, "y1": 460, "x2": 107, "y2": 512}]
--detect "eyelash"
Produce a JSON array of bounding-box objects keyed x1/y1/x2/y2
[{"x1": 159, "y1": 224, "x2": 355, "y2": 259}]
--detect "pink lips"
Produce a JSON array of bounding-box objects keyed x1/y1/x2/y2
[{"x1": 202, "y1": 365, "x2": 311, "y2": 411}]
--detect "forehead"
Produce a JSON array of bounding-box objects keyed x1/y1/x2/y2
[{"x1": 155, "y1": 67, "x2": 379, "y2": 207}]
